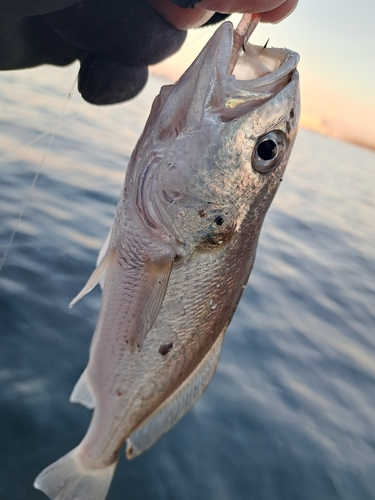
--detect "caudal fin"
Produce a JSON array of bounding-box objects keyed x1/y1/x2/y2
[{"x1": 34, "y1": 448, "x2": 117, "y2": 500}]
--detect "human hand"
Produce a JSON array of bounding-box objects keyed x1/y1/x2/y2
[
  {"x1": 151, "y1": 0, "x2": 299, "y2": 29},
  {"x1": 0, "y1": 0, "x2": 298, "y2": 105}
]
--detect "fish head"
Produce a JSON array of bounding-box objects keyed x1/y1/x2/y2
[{"x1": 125, "y1": 21, "x2": 300, "y2": 257}]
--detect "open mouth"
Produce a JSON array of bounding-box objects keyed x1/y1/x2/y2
[
  {"x1": 218, "y1": 15, "x2": 299, "y2": 119},
  {"x1": 232, "y1": 40, "x2": 299, "y2": 93}
]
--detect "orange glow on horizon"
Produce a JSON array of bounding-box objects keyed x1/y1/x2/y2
[{"x1": 150, "y1": 24, "x2": 375, "y2": 152}]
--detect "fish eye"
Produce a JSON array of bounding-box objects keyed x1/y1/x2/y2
[{"x1": 252, "y1": 131, "x2": 287, "y2": 174}]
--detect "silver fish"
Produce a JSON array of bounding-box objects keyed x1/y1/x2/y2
[{"x1": 35, "y1": 19, "x2": 300, "y2": 500}]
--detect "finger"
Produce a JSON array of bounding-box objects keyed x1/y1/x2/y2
[
  {"x1": 146, "y1": 0, "x2": 214, "y2": 30},
  {"x1": 197, "y1": 0, "x2": 287, "y2": 14},
  {"x1": 0, "y1": 0, "x2": 80, "y2": 28},
  {"x1": 198, "y1": 0, "x2": 299, "y2": 22},
  {"x1": 78, "y1": 54, "x2": 149, "y2": 105},
  {"x1": 0, "y1": 16, "x2": 81, "y2": 69},
  {"x1": 43, "y1": 0, "x2": 187, "y2": 66},
  {"x1": 259, "y1": 0, "x2": 298, "y2": 23},
  {"x1": 147, "y1": 0, "x2": 297, "y2": 29}
]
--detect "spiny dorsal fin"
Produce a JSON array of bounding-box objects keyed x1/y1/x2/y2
[
  {"x1": 96, "y1": 228, "x2": 112, "y2": 268},
  {"x1": 69, "y1": 250, "x2": 115, "y2": 307}
]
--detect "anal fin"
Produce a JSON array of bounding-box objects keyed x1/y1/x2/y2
[
  {"x1": 70, "y1": 369, "x2": 95, "y2": 409},
  {"x1": 126, "y1": 330, "x2": 225, "y2": 459}
]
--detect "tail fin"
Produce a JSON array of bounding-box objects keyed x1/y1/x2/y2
[{"x1": 34, "y1": 448, "x2": 117, "y2": 500}]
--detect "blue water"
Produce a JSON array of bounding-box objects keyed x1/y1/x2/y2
[{"x1": 1, "y1": 65, "x2": 375, "y2": 500}]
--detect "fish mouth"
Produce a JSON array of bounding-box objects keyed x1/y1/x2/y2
[
  {"x1": 231, "y1": 41, "x2": 299, "y2": 97},
  {"x1": 213, "y1": 21, "x2": 300, "y2": 119}
]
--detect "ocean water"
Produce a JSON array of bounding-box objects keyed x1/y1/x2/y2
[{"x1": 0, "y1": 64, "x2": 374, "y2": 500}]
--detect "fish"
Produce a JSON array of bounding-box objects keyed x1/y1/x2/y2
[{"x1": 34, "y1": 16, "x2": 300, "y2": 500}]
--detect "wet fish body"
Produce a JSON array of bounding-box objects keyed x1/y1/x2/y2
[{"x1": 35, "y1": 20, "x2": 300, "y2": 500}]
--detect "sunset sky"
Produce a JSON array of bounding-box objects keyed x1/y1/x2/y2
[{"x1": 152, "y1": 0, "x2": 375, "y2": 150}]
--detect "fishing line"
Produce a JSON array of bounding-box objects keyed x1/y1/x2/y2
[
  {"x1": 0, "y1": 17, "x2": 227, "y2": 274},
  {"x1": 0, "y1": 74, "x2": 79, "y2": 273},
  {"x1": 0, "y1": 115, "x2": 80, "y2": 164},
  {"x1": 180, "y1": 23, "x2": 216, "y2": 53}
]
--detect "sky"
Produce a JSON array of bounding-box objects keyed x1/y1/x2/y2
[{"x1": 152, "y1": 0, "x2": 375, "y2": 150}]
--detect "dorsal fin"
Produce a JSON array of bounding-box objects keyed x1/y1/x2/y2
[
  {"x1": 96, "y1": 228, "x2": 112, "y2": 267},
  {"x1": 69, "y1": 250, "x2": 115, "y2": 307}
]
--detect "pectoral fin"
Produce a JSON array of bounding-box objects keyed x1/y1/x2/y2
[
  {"x1": 88, "y1": 245, "x2": 174, "y2": 351},
  {"x1": 122, "y1": 257, "x2": 173, "y2": 349},
  {"x1": 70, "y1": 249, "x2": 173, "y2": 409}
]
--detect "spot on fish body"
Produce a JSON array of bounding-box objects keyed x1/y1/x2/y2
[{"x1": 159, "y1": 342, "x2": 174, "y2": 355}]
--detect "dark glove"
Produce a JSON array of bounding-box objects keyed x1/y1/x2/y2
[{"x1": 0, "y1": 0, "x2": 189, "y2": 105}]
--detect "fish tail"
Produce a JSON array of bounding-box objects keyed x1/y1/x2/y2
[{"x1": 34, "y1": 447, "x2": 117, "y2": 500}]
